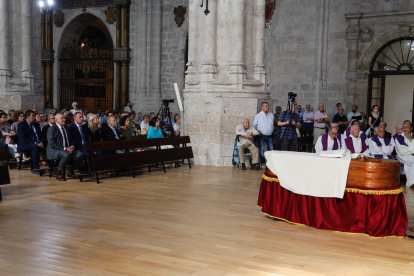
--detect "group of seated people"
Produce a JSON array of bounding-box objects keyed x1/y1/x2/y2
[{"x1": 0, "y1": 105, "x2": 182, "y2": 182}]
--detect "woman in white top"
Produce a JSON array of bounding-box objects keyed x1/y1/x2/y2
[
  {"x1": 124, "y1": 101, "x2": 132, "y2": 113},
  {"x1": 70, "y1": 102, "x2": 82, "y2": 115},
  {"x1": 173, "y1": 117, "x2": 181, "y2": 136}
]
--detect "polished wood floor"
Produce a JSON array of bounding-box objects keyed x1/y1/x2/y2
[{"x1": 0, "y1": 165, "x2": 413, "y2": 276}]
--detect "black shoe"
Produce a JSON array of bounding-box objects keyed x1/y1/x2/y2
[
  {"x1": 252, "y1": 164, "x2": 260, "y2": 170},
  {"x1": 31, "y1": 171, "x2": 41, "y2": 175},
  {"x1": 241, "y1": 163, "x2": 246, "y2": 170}
]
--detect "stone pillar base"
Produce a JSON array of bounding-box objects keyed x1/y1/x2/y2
[
  {"x1": 183, "y1": 93, "x2": 270, "y2": 166},
  {"x1": 0, "y1": 94, "x2": 44, "y2": 112}
]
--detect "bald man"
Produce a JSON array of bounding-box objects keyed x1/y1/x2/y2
[
  {"x1": 315, "y1": 124, "x2": 344, "y2": 154},
  {"x1": 369, "y1": 127, "x2": 394, "y2": 159},
  {"x1": 395, "y1": 122, "x2": 414, "y2": 189},
  {"x1": 344, "y1": 125, "x2": 369, "y2": 157},
  {"x1": 236, "y1": 119, "x2": 260, "y2": 170},
  {"x1": 392, "y1": 124, "x2": 403, "y2": 146}
]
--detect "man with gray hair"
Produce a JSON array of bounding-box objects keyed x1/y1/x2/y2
[
  {"x1": 315, "y1": 124, "x2": 344, "y2": 154},
  {"x1": 236, "y1": 119, "x2": 260, "y2": 170},
  {"x1": 253, "y1": 102, "x2": 274, "y2": 166},
  {"x1": 392, "y1": 124, "x2": 403, "y2": 146},
  {"x1": 313, "y1": 103, "x2": 329, "y2": 151},
  {"x1": 344, "y1": 124, "x2": 369, "y2": 157}
]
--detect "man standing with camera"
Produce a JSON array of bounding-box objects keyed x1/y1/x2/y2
[
  {"x1": 313, "y1": 103, "x2": 330, "y2": 151},
  {"x1": 253, "y1": 102, "x2": 274, "y2": 167},
  {"x1": 278, "y1": 101, "x2": 301, "y2": 151}
]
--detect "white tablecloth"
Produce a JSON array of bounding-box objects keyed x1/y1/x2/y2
[{"x1": 265, "y1": 151, "x2": 352, "y2": 199}]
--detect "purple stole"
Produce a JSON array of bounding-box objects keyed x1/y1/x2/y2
[
  {"x1": 346, "y1": 130, "x2": 366, "y2": 140},
  {"x1": 371, "y1": 135, "x2": 395, "y2": 160},
  {"x1": 396, "y1": 135, "x2": 408, "y2": 146},
  {"x1": 345, "y1": 127, "x2": 351, "y2": 136},
  {"x1": 345, "y1": 136, "x2": 367, "y2": 154},
  {"x1": 321, "y1": 133, "x2": 341, "y2": 151},
  {"x1": 393, "y1": 133, "x2": 399, "y2": 142}
]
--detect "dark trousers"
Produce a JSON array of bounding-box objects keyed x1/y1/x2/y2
[
  {"x1": 25, "y1": 144, "x2": 40, "y2": 170},
  {"x1": 302, "y1": 123, "x2": 314, "y2": 145},
  {"x1": 0, "y1": 143, "x2": 9, "y2": 163},
  {"x1": 56, "y1": 149, "x2": 85, "y2": 172},
  {"x1": 258, "y1": 133, "x2": 273, "y2": 164},
  {"x1": 77, "y1": 147, "x2": 89, "y2": 171},
  {"x1": 281, "y1": 139, "x2": 298, "y2": 152}
]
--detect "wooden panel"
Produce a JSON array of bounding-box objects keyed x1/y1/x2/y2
[
  {"x1": 85, "y1": 136, "x2": 191, "y2": 153},
  {"x1": 88, "y1": 147, "x2": 194, "y2": 172},
  {"x1": 0, "y1": 166, "x2": 10, "y2": 185}
]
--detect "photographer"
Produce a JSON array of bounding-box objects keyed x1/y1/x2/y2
[
  {"x1": 161, "y1": 112, "x2": 175, "y2": 137},
  {"x1": 278, "y1": 101, "x2": 301, "y2": 151}
]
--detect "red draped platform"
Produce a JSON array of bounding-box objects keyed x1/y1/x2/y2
[{"x1": 257, "y1": 173, "x2": 408, "y2": 238}]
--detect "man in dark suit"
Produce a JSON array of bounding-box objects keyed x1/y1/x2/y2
[
  {"x1": 41, "y1": 113, "x2": 56, "y2": 142},
  {"x1": 47, "y1": 114, "x2": 84, "y2": 181},
  {"x1": 102, "y1": 116, "x2": 125, "y2": 142},
  {"x1": 101, "y1": 111, "x2": 114, "y2": 130},
  {"x1": 18, "y1": 110, "x2": 44, "y2": 173},
  {"x1": 69, "y1": 112, "x2": 90, "y2": 172}
]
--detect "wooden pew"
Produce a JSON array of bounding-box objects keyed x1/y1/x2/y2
[
  {"x1": 81, "y1": 147, "x2": 194, "y2": 184},
  {"x1": 0, "y1": 149, "x2": 11, "y2": 200}
]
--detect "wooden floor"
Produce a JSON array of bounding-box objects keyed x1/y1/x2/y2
[{"x1": 0, "y1": 165, "x2": 413, "y2": 276}]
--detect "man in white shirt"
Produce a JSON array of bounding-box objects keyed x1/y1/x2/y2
[
  {"x1": 347, "y1": 105, "x2": 362, "y2": 123},
  {"x1": 395, "y1": 122, "x2": 414, "y2": 189},
  {"x1": 140, "y1": 115, "x2": 150, "y2": 134},
  {"x1": 391, "y1": 124, "x2": 403, "y2": 146},
  {"x1": 369, "y1": 127, "x2": 394, "y2": 159},
  {"x1": 253, "y1": 102, "x2": 274, "y2": 166},
  {"x1": 344, "y1": 125, "x2": 369, "y2": 157},
  {"x1": 315, "y1": 124, "x2": 344, "y2": 154},
  {"x1": 302, "y1": 104, "x2": 314, "y2": 147},
  {"x1": 236, "y1": 119, "x2": 260, "y2": 170}
]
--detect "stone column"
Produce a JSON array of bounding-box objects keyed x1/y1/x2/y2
[
  {"x1": 0, "y1": 0, "x2": 10, "y2": 87},
  {"x1": 252, "y1": 0, "x2": 266, "y2": 85},
  {"x1": 150, "y1": 0, "x2": 162, "y2": 103},
  {"x1": 201, "y1": 0, "x2": 218, "y2": 79},
  {"x1": 21, "y1": 0, "x2": 33, "y2": 85},
  {"x1": 346, "y1": 27, "x2": 360, "y2": 105},
  {"x1": 115, "y1": 61, "x2": 122, "y2": 109},
  {"x1": 229, "y1": 0, "x2": 246, "y2": 85},
  {"x1": 121, "y1": 61, "x2": 130, "y2": 107},
  {"x1": 185, "y1": 0, "x2": 199, "y2": 83},
  {"x1": 41, "y1": 9, "x2": 54, "y2": 104}
]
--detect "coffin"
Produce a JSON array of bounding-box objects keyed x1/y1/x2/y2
[{"x1": 265, "y1": 157, "x2": 400, "y2": 190}]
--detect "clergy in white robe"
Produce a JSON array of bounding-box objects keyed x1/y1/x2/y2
[
  {"x1": 395, "y1": 122, "x2": 414, "y2": 188},
  {"x1": 369, "y1": 127, "x2": 395, "y2": 159},
  {"x1": 391, "y1": 124, "x2": 403, "y2": 146},
  {"x1": 344, "y1": 125, "x2": 370, "y2": 157},
  {"x1": 315, "y1": 125, "x2": 344, "y2": 154}
]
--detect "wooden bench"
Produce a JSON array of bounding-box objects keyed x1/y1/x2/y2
[
  {"x1": 0, "y1": 149, "x2": 11, "y2": 200},
  {"x1": 81, "y1": 136, "x2": 193, "y2": 183},
  {"x1": 82, "y1": 147, "x2": 194, "y2": 183}
]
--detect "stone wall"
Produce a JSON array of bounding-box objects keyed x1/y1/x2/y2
[{"x1": 265, "y1": 0, "x2": 414, "y2": 118}]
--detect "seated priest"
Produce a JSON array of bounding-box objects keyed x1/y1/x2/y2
[
  {"x1": 315, "y1": 124, "x2": 344, "y2": 154},
  {"x1": 344, "y1": 124, "x2": 369, "y2": 157},
  {"x1": 344, "y1": 120, "x2": 367, "y2": 140},
  {"x1": 17, "y1": 110, "x2": 44, "y2": 174},
  {"x1": 235, "y1": 118, "x2": 260, "y2": 170},
  {"x1": 392, "y1": 124, "x2": 403, "y2": 146},
  {"x1": 368, "y1": 126, "x2": 395, "y2": 159},
  {"x1": 379, "y1": 122, "x2": 392, "y2": 141},
  {"x1": 395, "y1": 122, "x2": 414, "y2": 189},
  {"x1": 47, "y1": 114, "x2": 85, "y2": 181}
]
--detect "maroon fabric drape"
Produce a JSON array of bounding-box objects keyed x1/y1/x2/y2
[{"x1": 258, "y1": 176, "x2": 408, "y2": 237}]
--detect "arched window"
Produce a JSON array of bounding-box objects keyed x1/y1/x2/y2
[{"x1": 372, "y1": 38, "x2": 414, "y2": 71}]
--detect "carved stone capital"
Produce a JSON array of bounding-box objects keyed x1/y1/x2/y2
[
  {"x1": 360, "y1": 27, "x2": 374, "y2": 43},
  {"x1": 41, "y1": 49, "x2": 55, "y2": 61},
  {"x1": 113, "y1": 48, "x2": 131, "y2": 61},
  {"x1": 399, "y1": 25, "x2": 411, "y2": 37},
  {"x1": 346, "y1": 27, "x2": 360, "y2": 40}
]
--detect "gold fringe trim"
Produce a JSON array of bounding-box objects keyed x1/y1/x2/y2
[
  {"x1": 262, "y1": 174, "x2": 279, "y2": 182},
  {"x1": 262, "y1": 176, "x2": 404, "y2": 195},
  {"x1": 257, "y1": 207, "x2": 405, "y2": 239},
  {"x1": 345, "y1": 187, "x2": 404, "y2": 195}
]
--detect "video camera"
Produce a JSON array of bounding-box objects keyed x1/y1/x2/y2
[
  {"x1": 162, "y1": 99, "x2": 174, "y2": 107},
  {"x1": 288, "y1": 92, "x2": 297, "y2": 103}
]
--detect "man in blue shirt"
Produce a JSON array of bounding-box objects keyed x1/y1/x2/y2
[
  {"x1": 253, "y1": 102, "x2": 274, "y2": 166},
  {"x1": 331, "y1": 103, "x2": 347, "y2": 121},
  {"x1": 278, "y1": 101, "x2": 301, "y2": 151}
]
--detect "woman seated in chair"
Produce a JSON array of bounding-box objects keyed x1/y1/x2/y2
[
  {"x1": 119, "y1": 115, "x2": 143, "y2": 152},
  {"x1": 147, "y1": 117, "x2": 173, "y2": 149}
]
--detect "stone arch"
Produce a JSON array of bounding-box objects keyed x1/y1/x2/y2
[{"x1": 57, "y1": 12, "x2": 114, "y2": 54}]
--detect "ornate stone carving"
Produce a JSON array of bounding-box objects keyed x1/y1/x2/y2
[
  {"x1": 54, "y1": 10, "x2": 65, "y2": 28},
  {"x1": 105, "y1": 6, "x2": 117, "y2": 24},
  {"x1": 56, "y1": 0, "x2": 114, "y2": 9},
  {"x1": 399, "y1": 25, "x2": 411, "y2": 37},
  {"x1": 174, "y1": 6, "x2": 186, "y2": 27},
  {"x1": 265, "y1": 0, "x2": 276, "y2": 23},
  {"x1": 346, "y1": 27, "x2": 360, "y2": 40},
  {"x1": 359, "y1": 27, "x2": 374, "y2": 43},
  {"x1": 357, "y1": 64, "x2": 369, "y2": 72}
]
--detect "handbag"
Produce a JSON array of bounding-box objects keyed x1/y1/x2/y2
[{"x1": 365, "y1": 113, "x2": 380, "y2": 137}]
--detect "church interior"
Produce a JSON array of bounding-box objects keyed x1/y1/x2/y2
[{"x1": 0, "y1": 0, "x2": 414, "y2": 275}]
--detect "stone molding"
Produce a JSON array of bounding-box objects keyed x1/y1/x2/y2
[
  {"x1": 41, "y1": 49, "x2": 55, "y2": 61},
  {"x1": 346, "y1": 27, "x2": 360, "y2": 40},
  {"x1": 360, "y1": 27, "x2": 374, "y2": 43},
  {"x1": 399, "y1": 25, "x2": 411, "y2": 37}
]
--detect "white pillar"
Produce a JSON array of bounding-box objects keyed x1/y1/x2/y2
[
  {"x1": 185, "y1": 0, "x2": 199, "y2": 83},
  {"x1": 21, "y1": 0, "x2": 34, "y2": 87},
  {"x1": 0, "y1": 0, "x2": 11, "y2": 86},
  {"x1": 202, "y1": 0, "x2": 218, "y2": 77},
  {"x1": 229, "y1": 0, "x2": 246, "y2": 84},
  {"x1": 252, "y1": 0, "x2": 266, "y2": 85}
]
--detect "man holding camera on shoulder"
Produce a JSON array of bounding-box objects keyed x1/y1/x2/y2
[{"x1": 278, "y1": 101, "x2": 301, "y2": 151}]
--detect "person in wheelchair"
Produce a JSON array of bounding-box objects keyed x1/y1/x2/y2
[{"x1": 236, "y1": 119, "x2": 260, "y2": 170}]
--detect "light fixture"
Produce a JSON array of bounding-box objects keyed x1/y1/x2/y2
[
  {"x1": 200, "y1": 0, "x2": 210, "y2": 16},
  {"x1": 38, "y1": 0, "x2": 53, "y2": 14},
  {"x1": 39, "y1": 1, "x2": 44, "y2": 8},
  {"x1": 47, "y1": 0, "x2": 53, "y2": 5}
]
